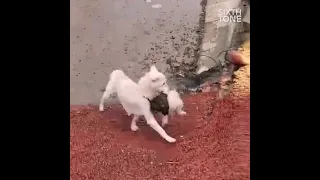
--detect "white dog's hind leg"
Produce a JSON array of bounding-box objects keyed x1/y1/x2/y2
[
  {"x1": 131, "y1": 115, "x2": 139, "y2": 131},
  {"x1": 99, "y1": 81, "x2": 115, "y2": 111},
  {"x1": 144, "y1": 112, "x2": 176, "y2": 143},
  {"x1": 161, "y1": 115, "x2": 169, "y2": 127}
]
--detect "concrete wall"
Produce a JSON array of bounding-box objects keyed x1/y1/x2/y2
[{"x1": 197, "y1": 0, "x2": 250, "y2": 74}]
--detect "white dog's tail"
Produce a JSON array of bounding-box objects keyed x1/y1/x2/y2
[
  {"x1": 99, "y1": 70, "x2": 124, "y2": 92},
  {"x1": 99, "y1": 70, "x2": 124, "y2": 111}
]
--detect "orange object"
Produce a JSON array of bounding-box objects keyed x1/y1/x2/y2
[{"x1": 228, "y1": 50, "x2": 250, "y2": 66}]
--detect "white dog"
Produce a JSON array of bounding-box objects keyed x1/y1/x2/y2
[
  {"x1": 138, "y1": 71, "x2": 187, "y2": 127},
  {"x1": 99, "y1": 66, "x2": 176, "y2": 143}
]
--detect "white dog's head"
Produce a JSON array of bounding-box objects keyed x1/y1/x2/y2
[
  {"x1": 138, "y1": 65, "x2": 169, "y2": 97},
  {"x1": 148, "y1": 65, "x2": 169, "y2": 94}
]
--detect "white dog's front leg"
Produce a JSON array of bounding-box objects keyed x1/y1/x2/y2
[
  {"x1": 131, "y1": 115, "x2": 139, "y2": 132},
  {"x1": 144, "y1": 113, "x2": 176, "y2": 143},
  {"x1": 161, "y1": 115, "x2": 169, "y2": 127}
]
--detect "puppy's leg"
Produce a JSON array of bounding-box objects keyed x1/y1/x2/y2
[
  {"x1": 144, "y1": 111, "x2": 176, "y2": 143},
  {"x1": 99, "y1": 81, "x2": 115, "y2": 111},
  {"x1": 161, "y1": 115, "x2": 169, "y2": 127},
  {"x1": 131, "y1": 115, "x2": 139, "y2": 132},
  {"x1": 176, "y1": 106, "x2": 187, "y2": 115}
]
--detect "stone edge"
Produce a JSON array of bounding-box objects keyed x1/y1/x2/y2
[{"x1": 196, "y1": 0, "x2": 249, "y2": 74}]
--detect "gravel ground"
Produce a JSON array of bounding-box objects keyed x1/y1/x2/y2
[{"x1": 70, "y1": 0, "x2": 205, "y2": 104}]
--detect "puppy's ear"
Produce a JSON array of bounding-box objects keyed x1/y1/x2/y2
[{"x1": 150, "y1": 65, "x2": 158, "y2": 72}]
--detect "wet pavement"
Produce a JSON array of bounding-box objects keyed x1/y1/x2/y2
[{"x1": 70, "y1": 0, "x2": 203, "y2": 104}]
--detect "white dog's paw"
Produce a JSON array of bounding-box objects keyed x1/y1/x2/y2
[
  {"x1": 165, "y1": 136, "x2": 176, "y2": 143},
  {"x1": 131, "y1": 124, "x2": 139, "y2": 132},
  {"x1": 178, "y1": 111, "x2": 187, "y2": 115},
  {"x1": 99, "y1": 104, "x2": 104, "y2": 112}
]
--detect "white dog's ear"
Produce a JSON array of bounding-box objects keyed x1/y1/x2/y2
[{"x1": 150, "y1": 65, "x2": 158, "y2": 72}]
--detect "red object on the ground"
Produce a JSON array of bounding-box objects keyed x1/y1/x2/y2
[{"x1": 70, "y1": 92, "x2": 250, "y2": 180}]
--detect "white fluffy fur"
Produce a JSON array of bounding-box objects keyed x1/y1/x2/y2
[
  {"x1": 137, "y1": 74, "x2": 187, "y2": 127},
  {"x1": 160, "y1": 89, "x2": 187, "y2": 126},
  {"x1": 99, "y1": 66, "x2": 176, "y2": 143},
  {"x1": 168, "y1": 90, "x2": 186, "y2": 115},
  {"x1": 137, "y1": 65, "x2": 169, "y2": 99}
]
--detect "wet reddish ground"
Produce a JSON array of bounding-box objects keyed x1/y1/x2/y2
[{"x1": 70, "y1": 64, "x2": 250, "y2": 180}]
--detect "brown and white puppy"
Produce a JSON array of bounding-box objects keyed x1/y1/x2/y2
[{"x1": 147, "y1": 90, "x2": 187, "y2": 127}]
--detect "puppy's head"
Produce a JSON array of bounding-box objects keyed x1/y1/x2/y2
[
  {"x1": 148, "y1": 92, "x2": 169, "y2": 115},
  {"x1": 148, "y1": 65, "x2": 169, "y2": 93}
]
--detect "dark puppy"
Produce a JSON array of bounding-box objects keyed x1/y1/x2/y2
[{"x1": 146, "y1": 92, "x2": 169, "y2": 115}]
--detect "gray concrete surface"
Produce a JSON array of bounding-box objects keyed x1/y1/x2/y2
[
  {"x1": 196, "y1": 0, "x2": 248, "y2": 74},
  {"x1": 70, "y1": 0, "x2": 203, "y2": 104}
]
